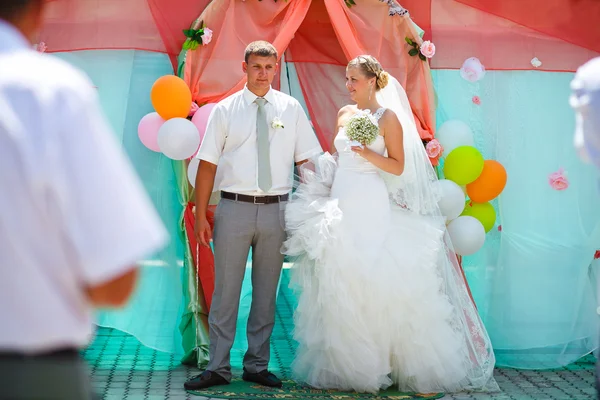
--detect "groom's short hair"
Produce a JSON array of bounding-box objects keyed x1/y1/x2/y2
[{"x1": 244, "y1": 41, "x2": 278, "y2": 63}]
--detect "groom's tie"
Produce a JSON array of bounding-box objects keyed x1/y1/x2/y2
[{"x1": 255, "y1": 97, "x2": 272, "y2": 192}]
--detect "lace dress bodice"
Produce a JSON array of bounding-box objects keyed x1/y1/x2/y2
[{"x1": 334, "y1": 108, "x2": 386, "y2": 173}]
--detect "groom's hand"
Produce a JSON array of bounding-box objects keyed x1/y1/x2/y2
[{"x1": 195, "y1": 216, "x2": 212, "y2": 247}]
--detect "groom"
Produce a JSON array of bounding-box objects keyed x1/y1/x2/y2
[{"x1": 184, "y1": 40, "x2": 322, "y2": 390}]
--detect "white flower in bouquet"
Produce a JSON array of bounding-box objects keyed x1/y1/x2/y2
[{"x1": 345, "y1": 110, "x2": 380, "y2": 146}]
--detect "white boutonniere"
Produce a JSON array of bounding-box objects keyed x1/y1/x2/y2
[{"x1": 271, "y1": 117, "x2": 284, "y2": 129}]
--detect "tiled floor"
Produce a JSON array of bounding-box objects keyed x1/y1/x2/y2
[{"x1": 83, "y1": 271, "x2": 598, "y2": 400}]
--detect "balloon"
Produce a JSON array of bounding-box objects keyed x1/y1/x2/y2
[
  {"x1": 466, "y1": 160, "x2": 507, "y2": 202},
  {"x1": 137, "y1": 112, "x2": 165, "y2": 152},
  {"x1": 191, "y1": 103, "x2": 216, "y2": 142},
  {"x1": 462, "y1": 201, "x2": 496, "y2": 232},
  {"x1": 151, "y1": 75, "x2": 192, "y2": 120},
  {"x1": 187, "y1": 158, "x2": 200, "y2": 187},
  {"x1": 157, "y1": 118, "x2": 200, "y2": 160},
  {"x1": 443, "y1": 146, "x2": 485, "y2": 185},
  {"x1": 434, "y1": 179, "x2": 466, "y2": 221},
  {"x1": 436, "y1": 120, "x2": 474, "y2": 157},
  {"x1": 447, "y1": 216, "x2": 486, "y2": 256}
]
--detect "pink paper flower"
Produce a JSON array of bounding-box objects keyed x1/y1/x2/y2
[
  {"x1": 201, "y1": 28, "x2": 213, "y2": 45},
  {"x1": 460, "y1": 57, "x2": 486, "y2": 82},
  {"x1": 188, "y1": 102, "x2": 199, "y2": 117},
  {"x1": 34, "y1": 42, "x2": 47, "y2": 53},
  {"x1": 426, "y1": 139, "x2": 443, "y2": 158},
  {"x1": 548, "y1": 168, "x2": 569, "y2": 191},
  {"x1": 472, "y1": 96, "x2": 481, "y2": 105},
  {"x1": 419, "y1": 41, "x2": 436, "y2": 59},
  {"x1": 498, "y1": 225, "x2": 502, "y2": 232},
  {"x1": 425, "y1": 139, "x2": 443, "y2": 166},
  {"x1": 595, "y1": 250, "x2": 600, "y2": 259}
]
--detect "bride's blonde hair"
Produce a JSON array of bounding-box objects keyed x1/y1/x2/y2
[{"x1": 347, "y1": 55, "x2": 389, "y2": 91}]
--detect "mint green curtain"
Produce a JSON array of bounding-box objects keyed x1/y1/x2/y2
[
  {"x1": 432, "y1": 70, "x2": 600, "y2": 369},
  {"x1": 53, "y1": 50, "x2": 186, "y2": 356}
]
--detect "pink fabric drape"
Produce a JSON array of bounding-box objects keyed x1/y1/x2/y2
[
  {"x1": 430, "y1": 0, "x2": 599, "y2": 72},
  {"x1": 456, "y1": 0, "x2": 600, "y2": 54},
  {"x1": 324, "y1": 0, "x2": 436, "y2": 141},
  {"x1": 40, "y1": 0, "x2": 599, "y2": 74},
  {"x1": 184, "y1": 0, "x2": 437, "y2": 150},
  {"x1": 285, "y1": 0, "x2": 351, "y2": 149},
  {"x1": 183, "y1": 0, "x2": 312, "y2": 104},
  {"x1": 40, "y1": 0, "x2": 209, "y2": 70}
]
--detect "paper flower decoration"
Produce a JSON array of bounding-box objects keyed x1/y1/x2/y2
[
  {"x1": 472, "y1": 96, "x2": 481, "y2": 105},
  {"x1": 34, "y1": 42, "x2": 47, "y2": 53},
  {"x1": 425, "y1": 139, "x2": 443, "y2": 166},
  {"x1": 188, "y1": 102, "x2": 199, "y2": 118},
  {"x1": 405, "y1": 37, "x2": 435, "y2": 61},
  {"x1": 460, "y1": 57, "x2": 486, "y2": 82},
  {"x1": 548, "y1": 167, "x2": 569, "y2": 191},
  {"x1": 531, "y1": 57, "x2": 542, "y2": 68},
  {"x1": 182, "y1": 21, "x2": 212, "y2": 50},
  {"x1": 420, "y1": 41, "x2": 436, "y2": 58}
]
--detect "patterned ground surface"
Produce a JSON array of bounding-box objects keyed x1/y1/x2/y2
[{"x1": 85, "y1": 272, "x2": 597, "y2": 400}]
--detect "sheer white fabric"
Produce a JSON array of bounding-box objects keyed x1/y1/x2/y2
[{"x1": 283, "y1": 75, "x2": 498, "y2": 394}]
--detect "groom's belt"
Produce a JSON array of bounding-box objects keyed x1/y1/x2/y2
[{"x1": 221, "y1": 191, "x2": 289, "y2": 205}]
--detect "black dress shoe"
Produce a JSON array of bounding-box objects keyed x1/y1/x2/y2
[
  {"x1": 184, "y1": 370, "x2": 229, "y2": 390},
  {"x1": 242, "y1": 368, "x2": 282, "y2": 388}
]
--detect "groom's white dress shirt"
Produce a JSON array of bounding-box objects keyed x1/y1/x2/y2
[{"x1": 196, "y1": 86, "x2": 322, "y2": 196}]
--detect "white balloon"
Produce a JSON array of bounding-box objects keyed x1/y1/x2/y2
[
  {"x1": 436, "y1": 120, "x2": 474, "y2": 157},
  {"x1": 447, "y1": 216, "x2": 486, "y2": 256},
  {"x1": 435, "y1": 179, "x2": 466, "y2": 221},
  {"x1": 157, "y1": 118, "x2": 200, "y2": 160},
  {"x1": 187, "y1": 158, "x2": 200, "y2": 187}
]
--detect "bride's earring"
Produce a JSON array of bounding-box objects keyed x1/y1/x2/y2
[{"x1": 369, "y1": 83, "x2": 372, "y2": 101}]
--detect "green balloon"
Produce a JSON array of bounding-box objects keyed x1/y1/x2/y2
[
  {"x1": 443, "y1": 146, "x2": 484, "y2": 185},
  {"x1": 462, "y1": 201, "x2": 496, "y2": 232}
]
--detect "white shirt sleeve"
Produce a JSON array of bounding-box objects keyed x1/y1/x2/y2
[
  {"x1": 57, "y1": 85, "x2": 169, "y2": 286},
  {"x1": 293, "y1": 103, "x2": 323, "y2": 163},
  {"x1": 196, "y1": 104, "x2": 226, "y2": 165}
]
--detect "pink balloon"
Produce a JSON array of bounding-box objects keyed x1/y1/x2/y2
[
  {"x1": 138, "y1": 112, "x2": 165, "y2": 152},
  {"x1": 191, "y1": 103, "x2": 216, "y2": 143}
]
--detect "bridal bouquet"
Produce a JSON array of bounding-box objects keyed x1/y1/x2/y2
[{"x1": 345, "y1": 110, "x2": 379, "y2": 146}]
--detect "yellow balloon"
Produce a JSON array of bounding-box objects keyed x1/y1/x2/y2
[
  {"x1": 461, "y1": 201, "x2": 496, "y2": 233},
  {"x1": 443, "y1": 146, "x2": 484, "y2": 185}
]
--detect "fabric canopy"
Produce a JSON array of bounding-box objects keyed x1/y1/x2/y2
[
  {"x1": 40, "y1": 0, "x2": 210, "y2": 69},
  {"x1": 183, "y1": 0, "x2": 437, "y2": 148},
  {"x1": 39, "y1": 0, "x2": 600, "y2": 74}
]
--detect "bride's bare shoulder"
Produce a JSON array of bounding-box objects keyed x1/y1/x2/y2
[
  {"x1": 337, "y1": 105, "x2": 357, "y2": 128},
  {"x1": 337, "y1": 104, "x2": 357, "y2": 117}
]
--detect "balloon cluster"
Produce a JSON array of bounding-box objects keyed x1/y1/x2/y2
[
  {"x1": 434, "y1": 120, "x2": 507, "y2": 256},
  {"x1": 137, "y1": 75, "x2": 216, "y2": 167}
]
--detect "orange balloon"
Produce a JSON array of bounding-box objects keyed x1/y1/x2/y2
[
  {"x1": 150, "y1": 75, "x2": 192, "y2": 120},
  {"x1": 466, "y1": 160, "x2": 507, "y2": 202}
]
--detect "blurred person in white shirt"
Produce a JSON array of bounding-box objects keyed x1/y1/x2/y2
[
  {"x1": 570, "y1": 56, "x2": 600, "y2": 400},
  {"x1": 0, "y1": 1, "x2": 168, "y2": 398},
  {"x1": 572, "y1": 57, "x2": 600, "y2": 169}
]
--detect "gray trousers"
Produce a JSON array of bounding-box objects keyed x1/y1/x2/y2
[
  {"x1": 0, "y1": 350, "x2": 98, "y2": 400},
  {"x1": 206, "y1": 198, "x2": 286, "y2": 381}
]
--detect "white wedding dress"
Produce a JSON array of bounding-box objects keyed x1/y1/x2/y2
[{"x1": 283, "y1": 106, "x2": 497, "y2": 394}]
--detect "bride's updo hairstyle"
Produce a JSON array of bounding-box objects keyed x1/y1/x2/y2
[{"x1": 347, "y1": 55, "x2": 389, "y2": 91}]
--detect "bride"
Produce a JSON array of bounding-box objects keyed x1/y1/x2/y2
[{"x1": 282, "y1": 55, "x2": 498, "y2": 394}]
